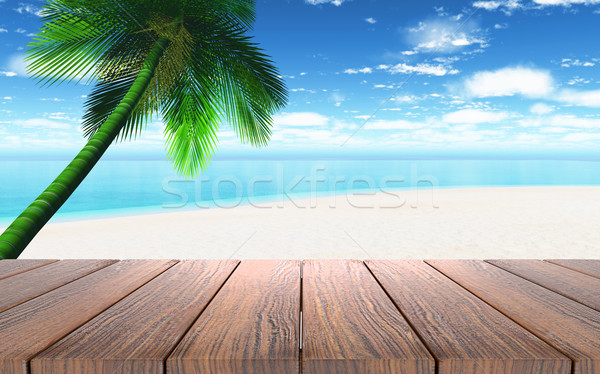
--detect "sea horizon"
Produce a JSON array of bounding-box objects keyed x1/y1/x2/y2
[{"x1": 2, "y1": 158, "x2": 600, "y2": 226}]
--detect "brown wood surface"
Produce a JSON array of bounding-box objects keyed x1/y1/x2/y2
[
  {"x1": 30, "y1": 260, "x2": 239, "y2": 374},
  {"x1": 0, "y1": 259, "x2": 117, "y2": 314},
  {"x1": 427, "y1": 260, "x2": 600, "y2": 374},
  {"x1": 301, "y1": 260, "x2": 434, "y2": 374},
  {"x1": 166, "y1": 260, "x2": 301, "y2": 374},
  {"x1": 0, "y1": 259, "x2": 57, "y2": 280},
  {"x1": 366, "y1": 260, "x2": 571, "y2": 374},
  {"x1": 488, "y1": 259, "x2": 600, "y2": 312},
  {"x1": 0, "y1": 260, "x2": 177, "y2": 374},
  {"x1": 546, "y1": 260, "x2": 600, "y2": 280}
]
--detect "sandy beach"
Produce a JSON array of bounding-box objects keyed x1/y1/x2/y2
[{"x1": 10, "y1": 186, "x2": 600, "y2": 259}]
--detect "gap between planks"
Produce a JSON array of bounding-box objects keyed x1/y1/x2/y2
[
  {"x1": 421, "y1": 260, "x2": 579, "y2": 374},
  {"x1": 364, "y1": 261, "x2": 441, "y2": 374},
  {"x1": 160, "y1": 261, "x2": 241, "y2": 374}
]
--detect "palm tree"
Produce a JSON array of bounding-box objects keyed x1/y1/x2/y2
[{"x1": 0, "y1": 0, "x2": 287, "y2": 259}]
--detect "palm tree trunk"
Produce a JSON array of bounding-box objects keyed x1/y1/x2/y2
[{"x1": 0, "y1": 36, "x2": 170, "y2": 260}]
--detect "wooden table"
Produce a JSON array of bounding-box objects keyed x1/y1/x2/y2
[{"x1": 0, "y1": 259, "x2": 598, "y2": 374}]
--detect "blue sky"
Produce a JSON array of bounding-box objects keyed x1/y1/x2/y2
[{"x1": 2, "y1": 0, "x2": 600, "y2": 159}]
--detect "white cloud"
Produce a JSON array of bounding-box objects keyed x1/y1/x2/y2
[
  {"x1": 477, "y1": 0, "x2": 600, "y2": 12},
  {"x1": 451, "y1": 38, "x2": 472, "y2": 46},
  {"x1": 15, "y1": 28, "x2": 26, "y2": 34},
  {"x1": 272, "y1": 112, "x2": 329, "y2": 127},
  {"x1": 0, "y1": 28, "x2": 7, "y2": 33},
  {"x1": 330, "y1": 92, "x2": 345, "y2": 107},
  {"x1": 386, "y1": 63, "x2": 458, "y2": 76},
  {"x1": 290, "y1": 88, "x2": 317, "y2": 93},
  {"x1": 364, "y1": 119, "x2": 428, "y2": 130},
  {"x1": 557, "y1": 89, "x2": 600, "y2": 107},
  {"x1": 464, "y1": 66, "x2": 554, "y2": 97},
  {"x1": 365, "y1": 17, "x2": 377, "y2": 24},
  {"x1": 540, "y1": 126, "x2": 571, "y2": 133},
  {"x1": 534, "y1": 0, "x2": 600, "y2": 6},
  {"x1": 12, "y1": 118, "x2": 73, "y2": 130},
  {"x1": 473, "y1": 0, "x2": 522, "y2": 13},
  {"x1": 473, "y1": 1, "x2": 502, "y2": 10},
  {"x1": 562, "y1": 133, "x2": 600, "y2": 142},
  {"x1": 530, "y1": 103, "x2": 554, "y2": 114},
  {"x1": 406, "y1": 18, "x2": 487, "y2": 54},
  {"x1": 518, "y1": 114, "x2": 600, "y2": 129},
  {"x1": 566, "y1": 77, "x2": 591, "y2": 85},
  {"x1": 551, "y1": 115, "x2": 600, "y2": 128},
  {"x1": 0, "y1": 71, "x2": 17, "y2": 77},
  {"x1": 434, "y1": 6, "x2": 448, "y2": 15},
  {"x1": 449, "y1": 124, "x2": 478, "y2": 131},
  {"x1": 47, "y1": 112, "x2": 78, "y2": 121},
  {"x1": 344, "y1": 67, "x2": 373, "y2": 74},
  {"x1": 6, "y1": 54, "x2": 28, "y2": 76},
  {"x1": 14, "y1": 3, "x2": 42, "y2": 16},
  {"x1": 305, "y1": 0, "x2": 345, "y2": 5},
  {"x1": 443, "y1": 109, "x2": 510, "y2": 124},
  {"x1": 407, "y1": 128, "x2": 507, "y2": 144},
  {"x1": 560, "y1": 58, "x2": 595, "y2": 68},
  {"x1": 463, "y1": 66, "x2": 600, "y2": 108},
  {"x1": 40, "y1": 98, "x2": 65, "y2": 102},
  {"x1": 271, "y1": 127, "x2": 348, "y2": 145},
  {"x1": 392, "y1": 95, "x2": 417, "y2": 103}
]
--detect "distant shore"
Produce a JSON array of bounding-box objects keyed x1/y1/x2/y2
[{"x1": 11, "y1": 186, "x2": 600, "y2": 259}]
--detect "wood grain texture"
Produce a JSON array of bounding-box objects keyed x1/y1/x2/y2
[
  {"x1": 30, "y1": 260, "x2": 239, "y2": 374},
  {"x1": 0, "y1": 259, "x2": 57, "y2": 280},
  {"x1": 166, "y1": 260, "x2": 300, "y2": 374},
  {"x1": 0, "y1": 259, "x2": 117, "y2": 314},
  {"x1": 302, "y1": 260, "x2": 434, "y2": 374},
  {"x1": 427, "y1": 260, "x2": 600, "y2": 374},
  {"x1": 365, "y1": 260, "x2": 571, "y2": 374},
  {"x1": 546, "y1": 260, "x2": 600, "y2": 280},
  {"x1": 0, "y1": 260, "x2": 177, "y2": 374},
  {"x1": 488, "y1": 260, "x2": 600, "y2": 312}
]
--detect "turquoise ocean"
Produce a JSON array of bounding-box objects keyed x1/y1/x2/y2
[{"x1": 1, "y1": 159, "x2": 599, "y2": 224}]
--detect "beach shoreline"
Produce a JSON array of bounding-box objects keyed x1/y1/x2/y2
[{"x1": 8, "y1": 185, "x2": 600, "y2": 260}]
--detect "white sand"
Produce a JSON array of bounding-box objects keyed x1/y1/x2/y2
[{"x1": 11, "y1": 186, "x2": 600, "y2": 259}]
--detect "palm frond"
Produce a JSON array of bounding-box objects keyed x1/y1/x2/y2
[
  {"x1": 188, "y1": 18, "x2": 287, "y2": 147},
  {"x1": 184, "y1": 0, "x2": 256, "y2": 30},
  {"x1": 27, "y1": 0, "x2": 137, "y2": 85},
  {"x1": 28, "y1": 0, "x2": 288, "y2": 177},
  {"x1": 82, "y1": 14, "x2": 194, "y2": 141},
  {"x1": 162, "y1": 72, "x2": 221, "y2": 177}
]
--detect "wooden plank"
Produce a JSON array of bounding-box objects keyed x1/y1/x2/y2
[
  {"x1": 167, "y1": 260, "x2": 300, "y2": 374},
  {"x1": 546, "y1": 260, "x2": 600, "y2": 280},
  {"x1": 488, "y1": 260, "x2": 600, "y2": 312},
  {"x1": 0, "y1": 259, "x2": 117, "y2": 314},
  {"x1": 30, "y1": 260, "x2": 239, "y2": 374},
  {"x1": 427, "y1": 260, "x2": 600, "y2": 374},
  {"x1": 0, "y1": 259, "x2": 57, "y2": 280},
  {"x1": 301, "y1": 260, "x2": 434, "y2": 374},
  {"x1": 0, "y1": 259, "x2": 177, "y2": 374},
  {"x1": 366, "y1": 260, "x2": 571, "y2": 374}
]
